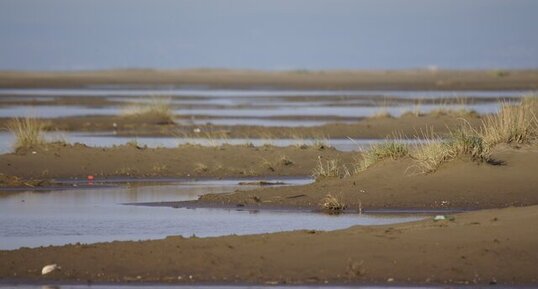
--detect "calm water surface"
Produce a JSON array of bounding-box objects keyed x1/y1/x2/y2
[
  {"x1": 0, "y1": 178, "x2": 421, "y2": 251},
  {"x1": 0, "y1": 88, "x2": 530, "y2": 124},
  {"x1": 0, "y1": 132, "x2": 429, "y2": 154}
]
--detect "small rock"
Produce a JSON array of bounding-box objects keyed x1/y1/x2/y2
[
  {"x1": 41, "y1": 264, "x2": 61, "y2": 275},
  {"x1": 387, "y1": 277, "x2": 394, "y2": 282}
]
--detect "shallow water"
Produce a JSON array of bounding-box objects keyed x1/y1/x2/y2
[
  {"x1": 0, "y1": 88, "x2": 529, "y2": 98},
  {"x1": 0, "y1": 178, "x2": 421, "y2": 251},
  {"x1": 181, "y1": 117, "x2": 335, "y2": 127},
  {"x1": 0, "y1": 88, "x2": 529, "y2": 127},
  {"x1": 0, "y1": 132, "x2": 427, "y2": 154},
  {"x1": 0, "y1": 102, "x2": 502, "y2": 119},
  {"x1": 174, "y1": 103, "x2": 501, "y2": 118}
]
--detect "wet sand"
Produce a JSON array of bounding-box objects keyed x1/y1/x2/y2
[
  {"x1": 1, "y1": 69, "x2": 538, "y2": 90},
  {"x1": 1, "y1": 69, "x2": 537, "y2": 286},
  {"x1": 0, "y1": 143, "x2": 350, "y2": 181},
  {"x1": 2, "y1": 143, "x2": 537, "y2": 212},
  {"x1": 1, "y1": 205, "x2": 537, "y2": 285},
  {"x1": 0, "y1": 113, "x2": 484, "y2": 139}
]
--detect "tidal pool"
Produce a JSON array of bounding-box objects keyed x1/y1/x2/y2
[
  {"x1": 0, "y1": 131, "x2": 427, "y2": 154},
  {"x1": 0, "y1": 178, "x2": 421, "y2": 251}
]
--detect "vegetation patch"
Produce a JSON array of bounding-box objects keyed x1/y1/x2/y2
[
  {"x1": 357, "y1": 141, "x2": 410, "y2": 172},
  {"x1": 319, "y1": 193, "x2": 346, "y2": 213},
  {"x1": 312, "y1": 157, "x2": 341, "y2": 178},
  {"x1": 480, "y1": 97, "x2": 538, "y2": 147},
  {"x1": 7, "y1": 117, "x2": 47, "y2": 151},
  {"x1": 121, "y1": 97, "x2": 175, "y2": 124}
]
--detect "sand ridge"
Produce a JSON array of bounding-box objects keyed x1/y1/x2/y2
[{"x1": 1, "y1": 69, "x2": 538, "y2": 90}]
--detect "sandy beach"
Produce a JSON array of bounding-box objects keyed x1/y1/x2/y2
[
  {"x1": 0, "y1": 69, "x2": 537, "y2": 286},
  {"x1": 1, "y1": 69, "x2": 538, "y2": 90}
]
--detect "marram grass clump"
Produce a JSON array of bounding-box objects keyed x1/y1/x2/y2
[
  {"x1": 357, "y1": 142, "x2": 409, "y2": 172},
  {"x1": 410, "y1": 128, "x2": 490, "y2": 174},
  {"x1": 7, "y1": 117, "x2": 47, "y2": 150},
  {"x1": 354, "y1": 98, "x2": 537, "y2": 175},
  {"x1": 312, "y1": 157, "x2": 341, "y2": 178},
  {"x1": 121, "y1": 97, "x2": 175, "y2": 124},
  {"x1": 479, "y1": 97, "x2": 538, "y2": 146}
]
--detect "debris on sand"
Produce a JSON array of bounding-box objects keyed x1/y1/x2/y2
[{"x1": 41, "y1": 264, "x2": 61, "y2": 275}]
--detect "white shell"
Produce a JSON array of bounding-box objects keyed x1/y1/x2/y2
[
  {"x1": 433, "y1": 215, "x2": 446, "y2": 221},
  {"x1": 41, "y1": 264, "x2": 60, "y2": 275}
]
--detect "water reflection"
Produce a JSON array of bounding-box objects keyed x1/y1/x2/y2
[
  {"x1": 0, "y1": 131, "x2": 431, "y2": 154},
  {"x1": 0, "y1": 88, "x2": 529, "y2": 98},
  {"x1": 0, "y1": 178, "x2": 423, "y2": 250}
]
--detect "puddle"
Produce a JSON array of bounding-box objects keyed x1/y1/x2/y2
[
  {"x1": 0, "y1": 178, "x2": 421, "y2": 251},
  {"x1": 0, "y1": 131, "x2": 426, "y2": 154}
]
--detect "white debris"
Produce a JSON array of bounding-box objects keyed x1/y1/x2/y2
[
  {"x1": 433, "y1": 215, "x2": 446, "y2": 221},
  {"x1": 41, "y1": 264, "x2": 61, "y2": 275},
  {"x1": 193, "y1": 128, "x2": 201, "y2": 133}
]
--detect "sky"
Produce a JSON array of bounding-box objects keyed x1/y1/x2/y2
[{"x1": 0, "y1": 0, "x2": 537, "y2": 71}]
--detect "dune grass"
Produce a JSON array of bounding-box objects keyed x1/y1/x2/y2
[
  {"x1": 401, "y1": 97, "x2": 477, "y2": 118},
  {"x1": 121, "y1": 97, "x2": 175, "y2": 124},
  {"x1": 357, "y1": 141, "x2": 410, "y2": 172},
  {"x1": 479, "y1": 97, "x2": 538, "y2": 146},
  {"x1": 7, "y1": 117, "x2": 47, "y2": 150},
  {"x1": 410, "y1": 127, "x2": 490, "y2": 174},
  {"x1": 354, "y1": 127, "x2": 491, "y2": 175},
  {"x1": 354, "y1": 98, "x2": 537, "y2": 174},
  {"x1": 312, "y1": 157, "x2": 341, "y2": 178}
]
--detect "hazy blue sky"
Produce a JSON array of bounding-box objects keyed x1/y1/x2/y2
[{"x1": 1, "y1": 0, "x2": 537, "y2": 70}]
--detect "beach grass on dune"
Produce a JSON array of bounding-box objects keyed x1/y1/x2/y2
[
  {"x1": 357, "y1": 141, "x2": 409, "y2": 172},
  {"x1": 7, "y1": 117, "x2": 47, "y2": 150},
  {"x1": 480, "y1": 96, "x2": 538, "y2": 147},
  {"x1": 355, "y1": 98, "x2": 537, "y2": 174},
  {"x1": 410, "y1": 128, "x2": 490, "y2": 174},
  {"x1": 312, "y1": 157, "x2": 341, "y2": 178},
  {"x1": 121, "y1": 97, "x2": 175, "y2": 124}
]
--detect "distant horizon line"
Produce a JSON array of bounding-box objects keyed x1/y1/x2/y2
[{"x1": 2, "y1": 67, "x2": 538, "y2": 73}]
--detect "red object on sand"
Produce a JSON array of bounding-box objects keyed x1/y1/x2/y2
[{"x1": 87, "y1": 175, "x2": 95, "y2": 181}]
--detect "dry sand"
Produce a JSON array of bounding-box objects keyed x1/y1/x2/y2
[
  {"x1": 196, "y1": 144, "x2": 538, "y2": 211},
  {"x1": 1, "y1": 69, "x2": 538, "y2": 90}
]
